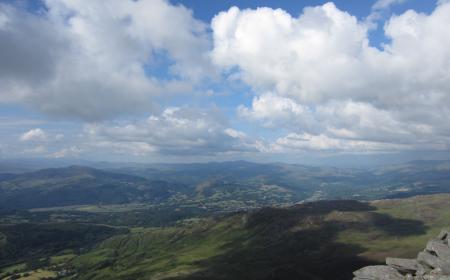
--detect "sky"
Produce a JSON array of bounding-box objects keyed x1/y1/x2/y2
[{"x1": 0, "y1": 0, "x2": 449, "y2": 166}]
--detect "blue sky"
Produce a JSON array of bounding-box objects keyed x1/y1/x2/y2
[{"x1": 0, "y1": 0, "x2": 449, "y2": 166}]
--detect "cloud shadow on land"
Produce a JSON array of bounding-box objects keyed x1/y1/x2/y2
[{"x1": 166, "y1": 200, "x2": 427, "y2": 280}]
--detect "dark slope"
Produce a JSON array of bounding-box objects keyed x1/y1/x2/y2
[{"x1": 0, "y1": 223, "x2": 127, "y2": 267}]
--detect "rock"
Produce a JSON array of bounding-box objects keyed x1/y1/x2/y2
[
  {"x1": 438, "y1": 230, "x2": 449, "y2": 241},
  {"x1": 416, "y1": 263, "x2": 433, "y2": 277},
  {"x1": 436, "y1": 259, "x2": 450, "y2": 275},
  {"x1": 387, "y1": 258, "x2": 418, "y2": 274},
  {"x1": 353, "y1": 265, "x2": 405, "y2": 280},
  {"x1": 354, "y1": 230, "x2": 450, "y2": 280},
  {"x1": 418, "y1": 251, "x2": 439, "y2": 268},
  {"x1": 422, "y1": 268, "x2": 450, "y2": 280},
  {"x1": 422, "y1": 241, "x2": 450, "y2": 274},
  {"x1": 426, "y1": 241, "x2": 450, "y2": 261}
]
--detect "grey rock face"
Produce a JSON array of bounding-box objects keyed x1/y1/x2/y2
[
  {"x1": 418, "y1": 251, "x2": 439, "y2": 269},
  {"x1": 353, "y1": 265, "x2": 404, "y2": 280},
  {"x1": 416, "y1": 263, "x2": 432, "y2": 277},
  {"x1": 437, "y1": 230, "x2": 448, "y2": 241},
  {"x1": 426, "y1": 241, "x2": 450, "y2": 260},
  {"x1": 354, "y1": 230, "x2": 450, "y2": 280},
  {"x1": 386, "y1": 258, "x2": 418, "y2": 274}
]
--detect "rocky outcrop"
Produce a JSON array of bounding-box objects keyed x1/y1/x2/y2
[{"x1": 353, "y1": 230, "x2": 450, "y2": 280}]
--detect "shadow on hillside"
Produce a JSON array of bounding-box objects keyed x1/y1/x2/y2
[
  {"x1": 165, "y1": 200, "x2": 427, "y2": 280},
  {"x1": 0, "y1": 223, "x2": 127, "y2": 267},
  {"x1": 371, "y1": 212, "x2": 427, "y2": 236}
]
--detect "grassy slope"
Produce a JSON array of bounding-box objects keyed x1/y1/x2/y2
[
  {"x1": 0, "y1": 223, "x2": 127, "y2": 268},
  {"x1": 0, "y1": 194, "x2": 443, "y2": 279},
  {"x1": 69, "y1": 194, "x2": 450, "y2": 280},
  {"x1": 337, "y1": 195, "x2": 450, "y2": 261},
  {"x1": 73, "y1": 218, "x2": 247, "y2": 280}
]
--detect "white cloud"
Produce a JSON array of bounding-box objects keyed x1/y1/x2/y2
[
  {"x1": 50, "y1": 146, "x2": 82, "y2": 158},
  {"x1": 368, "y1": 0, "x2": 407, "y2": 25},
  {"x1": 23, "y1": 145, "x2": 47, "y2": 155},
  {"x1": 238, "y1": 93, "x2": 316, "y2": 131},
  {"x1": 272, "y1": 133, "x2": 410, "y2": 153},
  {"x1": 3, "y1": 1, "x2": 450, "y2": 159},
  {"x1": 19, "y1": 128, "x2": 65, "y2": 143},
  {"x1": 6, "y1": 106, "x2": 264, "y2": 160},
  {"x1": 16, "y1": 128, "x2": 71, "y2": 157},
  {"x1": 84, "y1": 107, "x2": 260, "y2": 156},
  {"x1": 212, "y1": 3, "x2": 370, "y2": 104},
  {"x1": 20, "y1": 128, "x2": 47, "y2": 142},
  {"x1": 0, "y1": 0, "x2": 211, "y2": 120},
  {"x1": 372, "y1": 0, "x2": 407, "y2": 11},
  {"x1": 213, "y1": 2, "x2": 450, "y2": 153}
]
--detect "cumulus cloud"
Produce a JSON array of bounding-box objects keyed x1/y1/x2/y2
[
  {"x1": 0, "y1": 0, "x2": 211, "y2": 120},
  {"x1": 238, "y1": 93, "x2": 316, "y2": 131},
  {"x1": 372, "y1": 0, "x2": 407, "y2": 11},
  {"x1": 212, "y1": 3, "x2": 369, "y2": 103},
  {"x1": 19, "y1": 128, "x2": 65, "y2": 143},
  {"x1": 20, "y1": 128, "x2": 47, "y2": 142},
  {"x1": 50, "y1": 146, "x2": 82, "y2": 159},
  {"x1": 16, "y1": 128, "x2": 70, "y2": 157},
  {"x1": 272, "y1": 133, "x2": 411, "y2": 153},
  {"x1": 212, "y1": 2, "x2": 450, "y2": 153},
  {"x1": 83, "y1": 107, "x2": 260, "y2": 156},
  {"x1": 3, "y1": 1, "x2": 450, "y2": 159},
  {"x1": 368, "y1": 0, "x2": 408, "y2": 25}
]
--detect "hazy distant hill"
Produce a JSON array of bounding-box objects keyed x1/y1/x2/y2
[
  {"x1": 0, "y1": 166, "x2": 186, "y2": 209},
  {"x1": 110, "y1": 160, "x2": 450, "y2": 200},
  {"x1": 371, "y1": 160, "x2": 450, "y2": 198},
  {"x1": 1, "y1": 160, "x2": 450, "y2": 210}
]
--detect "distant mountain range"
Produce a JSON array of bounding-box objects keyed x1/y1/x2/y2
[
  {"x1": 0, "y1": 166, "x2": 187, "y2": 209},
  {"x1": 1, "y1": 160, "x2": 450, "y2": 209}
]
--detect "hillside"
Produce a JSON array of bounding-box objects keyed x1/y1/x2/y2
[
  {"x1": 2, "y1": 161, "x2": 450, "y2": 211},
  {"x1": 0, "y1": 223, "x2": 127, "y2": 267},
  {"x1": 0, "y1": 166, "x2": 185, "y2": 209},
  {"x1": 44, "y1": 194, "x2": 450, "y2": 280},
  {"x1": 2, "y1": 163, "x2": 450, "y2": 279},
  {"x1": 110, "y1": 160, "x2": 450, "y2": 201}
]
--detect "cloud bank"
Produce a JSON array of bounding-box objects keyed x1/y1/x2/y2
[
  {"x1": 0, "y1": 0, "x2": 210, "y2": 120},
  {"x1": 1, "y1": 0, "x2": 450, "y2": 160},
  {"x1": 212, "y1": 1, "x2": 450, "y2": 153}
]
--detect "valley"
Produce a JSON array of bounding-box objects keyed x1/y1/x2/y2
[
  {"x1": 1, "y1": 160, "x2": 450, "y2": 279},
  {"x1": 2, "y1": 195, "x2": 450, "y2": 279},
  {"x1": 2, "y1": 0, "x2": 449, "y2": 278}
]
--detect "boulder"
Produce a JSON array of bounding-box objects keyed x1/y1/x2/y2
[
  {"x1": 386, "y1": 258, "x2": 418, "y2": 274},
  {"x1": 416, "y1": 263, "x2": 432, "y2": 277},
  {"x1": 423, "y1": 268, "x2": 450, "y2": 280},
  {"x1": 353, "y1": 265, "x2": 405, "y2": 280},
  {"x1": 353, "y1": 230, "x2": 450, "y2": 280},
  {"x1": 438, "y1": 230, "x2": 449, "y2": 241},
  {"x1": 418, "y1": 251, "x2": 439, "y2": 269},
  {"x1": 436, "y1": 259, "x2": 450, "y2": 275},
  {"x1": 426, "y1": 241, "x2": 450, "y2": 261}
]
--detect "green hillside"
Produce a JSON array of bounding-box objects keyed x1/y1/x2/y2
[
  {"x1": 0, "y1": 223, "x2": 127, "y2": 267},
  {"x1": 62, "y1": 195, "x2": 450, "y2": 280}
]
